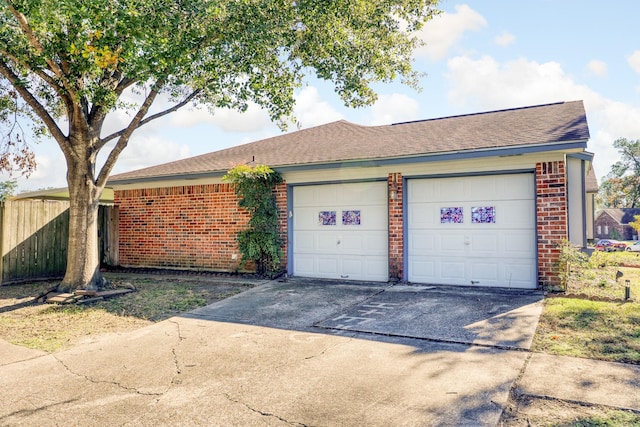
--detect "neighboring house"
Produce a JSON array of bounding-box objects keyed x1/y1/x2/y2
[
  {"x1": 108, "y1": 101, "x2": 595, "y2": 289},
  {"x1": 594, "y1": 208, "x2": 640, "y2": 241}
]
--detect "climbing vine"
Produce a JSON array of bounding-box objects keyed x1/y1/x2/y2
[{"x1": 223, "y1": 164, "x2": 283, "y2": 276}]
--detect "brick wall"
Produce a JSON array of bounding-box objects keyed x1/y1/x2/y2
[
  {"x1": 115, "y1": 166, "x2": 570, "y2": 285},
  {"x1": 273, "y1": 182, "x2": 288, "y2": 268},
  {"x1": 115, "y1": 182, "x2": 287, "y2": 272},
  {"x1": 536, "y1": 161, "x2": 568, "y2": 287},
  {"x1": 388, "y1": 172, "x2": 403, "y2": 281}
]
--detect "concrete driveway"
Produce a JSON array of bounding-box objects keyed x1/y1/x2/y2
[
  {"x1": 1, "y1": 278, "x2": 543, "y2": 426},
  {"x1": 188, "y1": 278, "x2": 544, "y2": 350}
]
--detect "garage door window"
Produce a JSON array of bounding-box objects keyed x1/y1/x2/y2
[
  {"x1": 441, "y1": 207, "x2": 464, "y2": 223},
  {"x1": 342, "y1": 210, "x2": 361, "y2": 225},
  {"x1": 319, "y1": 211, "x2": 336, "y2": 226},
  {"x1": 471, "y1": 206, "x2": 496, "y2": 223}
]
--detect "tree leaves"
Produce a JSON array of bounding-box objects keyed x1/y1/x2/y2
[
  {"x1": 598, "y1": 138, "x2": 640, "y2": 208},
  {"x1": 0, "y1": 178, "x2": 17, "y2": 200}
]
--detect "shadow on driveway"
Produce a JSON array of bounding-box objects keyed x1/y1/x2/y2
[{"x1": 185, "y1": 277, "x2": 544, "y2": 350}]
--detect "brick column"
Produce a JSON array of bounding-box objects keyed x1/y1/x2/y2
[
  {"x1": 388, "y1": 172, "x2": 404, "y2": 281},
  {"x1": 536, "y1": 161, "x2": 568, "y2": 287},
  {"x1": 273, "y1": 181, "x2": 288, "y2": 269}
]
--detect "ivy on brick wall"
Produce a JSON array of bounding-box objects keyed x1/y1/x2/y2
[{"x1": 223, "y1": 164, "x2": 283, "y2": 276}]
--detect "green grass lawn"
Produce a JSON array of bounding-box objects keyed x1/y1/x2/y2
[
  {"x1": 533, "y1": 298, "x2": 640, "y2": 363},
  {"x1": 536, "y1": 249, "x2": 640, "y2": 364}
]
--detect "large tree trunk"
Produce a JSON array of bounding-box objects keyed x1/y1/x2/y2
[{"x1": 58, "y1": 156, "x2": 105, "y2": 292}]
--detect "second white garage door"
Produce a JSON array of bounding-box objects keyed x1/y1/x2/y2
[
  {"x1": 293, "y1": 182, "x2": 388, "y2": 282},
  {"x1": 407, "y1": 174, "x2": 536, "y2": 288}
]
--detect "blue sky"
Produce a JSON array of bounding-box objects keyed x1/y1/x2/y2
[{"x1": 6, "y1": 0, "x2": 640, "y2": 192}]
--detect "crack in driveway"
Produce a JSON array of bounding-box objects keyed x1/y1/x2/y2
[
  {"x1": 51, "y1": 320, "x2": 189, "y2": 398},
  {"x1": 223, "y1": 393, "x2": 310, "y2": 426},
  {"x1": 53, "y1": 355, "x2": 166, "y2": 397},
  {"x1": 303, "y1": 337, "x2": 353, "y2": 360}
]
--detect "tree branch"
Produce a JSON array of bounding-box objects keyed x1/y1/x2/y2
[
  {"x1": 5, "y1": 1, "x2": 79, "y2": 102},
  {"x1": 114, "y1": 76, "x2": 137, "y2": 97},
  {"x1": 88, "y1": 71, "x2": 133, "y2": 128},
  {"x1": 0, "y1": 48, "x2": 63, "y2": 94},
  {"x1": 0, "y1": 59, "x2": 68, "y2": 147},
  {"x1": 98, "y1": 88, "x2": 202, "y2": 147},
  {"x1": 95, "y1": 79, "x2": 170, "y2": 188}
]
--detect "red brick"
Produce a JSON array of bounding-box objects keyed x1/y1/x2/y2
[
  {"x1": 115, "y1": 182, "x2": 288, "y2": 273},
  {"x1": 535, "y1": 160, "x2": 567, "y2": 287}
]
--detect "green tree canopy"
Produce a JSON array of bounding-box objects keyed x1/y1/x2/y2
[
  {"x1": 0, "y1": 178, "x2": 17, "y2": 201},
  {"x1": 597, "y1": 138, "x2": 640, "y2": 208},
  {"x1": 0, "y1": 0, "x2": 440, "y2": 289}
]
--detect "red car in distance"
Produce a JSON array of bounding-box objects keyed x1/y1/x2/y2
[{"x1": 594, "y1": 239, "x2": 627, "y2": 252}]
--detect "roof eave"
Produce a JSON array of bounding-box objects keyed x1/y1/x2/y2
[{"x1": 107, "y1": 139, "x2": 588, "y2": 187}]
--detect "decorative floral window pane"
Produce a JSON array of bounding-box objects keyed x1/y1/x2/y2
[
  {"x1": 471, "y1": 206, "x2": 496, "y2": 224},
  {"x1": 318, "y1": 211, "x2": 336, "y2": 226},
  {"x1": 342, "y1": 210, "x2": 361, "y2": 225},
  {"x1": 440, "y1": 207, "x2": 463, "y2": 224}
]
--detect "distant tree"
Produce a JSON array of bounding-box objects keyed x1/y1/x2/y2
[
  {"x1": 0, "y1": 0, "x2": 440, "y2": 290},
  {"x1": 629, "y1": 215, "x2": 640, "y2": 237},
  {"x1": 0, "y1": 178, "x2": 17, "y2": 201},
  {"x1": 609, "y1": 228, "x2": 621, "y2": 241},
  {"x1": 597, "y1": 138, "x2": 640, "y2": 208}
]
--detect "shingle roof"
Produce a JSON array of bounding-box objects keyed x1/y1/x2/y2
[
  {"x1": 598, "y1": 208, "x2": 640, "y2": 225},
  {"x1": 109, "y1": 100, "x2": 590, "y2": 183}
]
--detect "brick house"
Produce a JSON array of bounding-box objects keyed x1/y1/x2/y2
[
  {"x1": 108, "y1": 101, "x2": 595, "y2": 288},
  {"x1": 594, "y1": 208, "x2": 640, "y2": 241}
]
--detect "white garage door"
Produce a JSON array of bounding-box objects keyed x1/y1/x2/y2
[
  {"x1": 293, "y1": 182, "x2": 388, "y2": 282},
  {"x1": 407, "y1": 174, "x2": 536, "y2": 288}
]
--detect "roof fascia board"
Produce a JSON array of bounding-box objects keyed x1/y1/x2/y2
[
  {"x1": 275, "y1": 140, "x2": 587, "y2": 172},
  {"x1": 108, "y1": 140, "x2": 587, "y2": 187},
  {"x1": 566, "y1": 151, "x2": 594, "y2": 161}
]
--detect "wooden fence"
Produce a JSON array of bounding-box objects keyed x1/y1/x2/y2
[
  {"x1": 99, "y1": 205, "x2": 119, "y2": 267},
  {"x1": 0, "y1": 200, "x2": 118, "y2": 285},
  {"x1": 0, "y1": 199, "x2": 69, "y2": 284}
]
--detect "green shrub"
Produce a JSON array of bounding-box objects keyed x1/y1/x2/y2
[
  {"x1": 555, "y1": 239, "x2": 588, "y2": 292},
  {"x1": 223, "y1": 164, "x2": 283, "y2": 276}
]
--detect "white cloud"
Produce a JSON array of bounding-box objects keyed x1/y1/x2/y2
[
  {"x1": 445, "y1": 54, "x2": 640, "y2": 178},
  {"x1": 414, "y1": 4, "x2": 487, "y2": 61},
  {"x1": 446, "y1": 55, "x2": 592, "y2": 110},
  {"x1": 494, "y1": 31, "x2": 515, "y2": 47},
  {"x1": 100, "y1": 87, "x2": 273, "y2": 136},
  {"x1": 104, "y1": 135, "x2": 191, "y2": 175},
  {"x1": 10, "y1": 152, "x2": 67, "y2": 192},
  {"x1": 587, "y1": 59, "x2": 607, "y2": 77},
  {"x1": 170, "y1": 102, "x2": 272, "y2": 133},
  {"x1": 291, "y1": 86, "x2": 344, "y2": 128},
  {"x1": 370, "y1": 93, "x2": 421, "y2": 125},
  {"x1": 628, "y1": 50, "x2": 640, "y2": 73}
]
